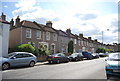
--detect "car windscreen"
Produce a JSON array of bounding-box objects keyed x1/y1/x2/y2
[
  {"x1": 108, "y1": 53, "x2": 120, "y2": 61},
  {"x1": 71, "y1": 54, "x2": 77, "y2": 56},
  {"x1": 8, "y1": 53, "x2": 16, "y2": 57},
  {"x1": 51, "y1": 54, "x2": 59, "y2": 56}
]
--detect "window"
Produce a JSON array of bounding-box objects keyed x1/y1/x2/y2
[
  {"x1": 81, "y1": 41, "x2": 83, "y2": 46},
  {"x1": 14, "y1": 54, "x2": 23, "y2": 58},
  {"x1": 74, "y1": 39, "x2": 77, "y2": 44},
  {"x1": 36, "y1": 30, "x2": 41, "y2": 39},
  {"x1": 53, "y1": 33, "x2": 57, "y2": 41},
  {"x1": 26, "y1": 28, "x2": 31, "y2": 38},
  {"x1": 70, "y1": 38, "x2": 73, "y2": 40},
  {"x1": 22, "y1": 54, "x2": 33, "y2": 57},
  {"x1": 78, "y1": 40, "x2": 80, "y2": 46},
  {"x1": 46, "y1": 32, "x2": 50, "y2": 40}
]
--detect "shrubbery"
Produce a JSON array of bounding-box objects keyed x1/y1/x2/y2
[
  {"x1": 13, "y1": 44, "x2": 50, "y2": 56},
  {"x1": 13, "y1": 44, "x2": 35, "y2": 54}
]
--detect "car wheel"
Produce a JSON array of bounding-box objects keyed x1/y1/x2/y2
[
  {"x1": 29, "y1": 61, "x2": 35, "y2": 67},
  {"x1": 80, "y1": 58, "x2": 83, "y2": 61},
  {"x1": 66, "y1": 59, "x2": 69, "y2": 62},
  {"x1": 48, "y1": 61, "x2": 53, "y2": 64},
  {"x1": 2, "y1": 63, "x2": 10, "y2": 70},
  {"x1": 106, "y1": 74, "x2": 111, "y2": 80},
  {"x1": 75, "y1": 58, "x2": 78, "y2": 61},
  {"x1": 56, "y1": 60, "x2": 60, "y2": 64}
]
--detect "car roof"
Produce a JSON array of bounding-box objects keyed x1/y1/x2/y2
[{"x1": 10, "y1": 52, "x2": 31, "y2": 54}]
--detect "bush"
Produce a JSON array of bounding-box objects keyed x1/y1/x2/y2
[
  {"x1": 39, "y1": 45, "x2": 50, "y2": 56},
  {"x1": 13, "y1": 44, "x2": 35, "y2": 54},
  {"x1": 34, "y1": 47, "x2": 39, "y2": 56},
  {"x1": 96, "y1": 48, "x2": 106, "y2": 53}
]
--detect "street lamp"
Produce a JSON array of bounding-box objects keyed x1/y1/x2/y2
[{"x1": 101, "y1": 29, "x2": 109, "y2": 44}]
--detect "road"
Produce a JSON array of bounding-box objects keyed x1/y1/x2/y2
[{"x1": 2, "y1": 57, "x2": 108, "y2": 79}]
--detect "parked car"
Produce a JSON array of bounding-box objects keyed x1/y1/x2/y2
[
  {"x1": 99, "y1": 53, "x2": 107, "y2": 57},
  {"x1": 69, "y1": 53, "x2": 83, "y2": 61},
  {"x1": 1, "y1": 52, "x2": 37, "y2": 70},
  {"x1": 46, "y1": 53, "x2": 69, "y2": 64},
  {"x1": 82, "y1": 51, "x2": 93, "y2": 60},
  {"x1": 105, "y1": 53, "x2": 120, "y2": 79},
  {"x1": 92, "y1": 53, "x2": 99, "y2": 59}
]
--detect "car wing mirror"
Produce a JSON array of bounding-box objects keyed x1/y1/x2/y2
[
  {"x1": 105, "y1": 59, "x2": 107, "y2": 61},
  {"x1": 10, "y1": 57, "x2": 16, "y2": 59}
]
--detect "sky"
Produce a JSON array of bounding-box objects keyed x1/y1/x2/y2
[{"x1": 0, "y1": 0, "x2": 119, "y2": 44}]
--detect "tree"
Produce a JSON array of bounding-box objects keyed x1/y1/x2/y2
[
  {"x1": 13, "y1": 44, "x2": 35, "y2": 54},
  {"x1": 96, "y1": 48, "x2": 106, "y2": 53},
  {"x1": 68, "y1": 40, "x2": 74, "y2": 54}
]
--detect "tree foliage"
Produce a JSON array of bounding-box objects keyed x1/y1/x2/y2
[
  {"x1": 39, "y1": 45, "x2": 50, "y2": 56},
  {"x1": 13, "y1": 44, "x2": 35, "y2": 54},
  {"x1": 105, "y1": 49, "x2": 112, "y2": 53},
  {"x1": 68, "y1": 40, "x2": 74, "y2": 54}
]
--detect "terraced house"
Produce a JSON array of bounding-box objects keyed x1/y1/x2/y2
[
  {"x1": 9, "y1": 16, "x2": 58, "y2": 54},
  {"x1": 1, "y1": 13, "x2": 115, "y2": 54}
]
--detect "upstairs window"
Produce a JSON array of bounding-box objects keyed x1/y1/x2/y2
[
  {"x1": 46, "y1": 32, "x2": 50, "y2": 40},
  {"x1": 26, "y1": 28, "x2": 31, "y2": 38},
  {"x1": 53, "y1": 33, "x2": 57, "y2": 41},
  {"x1": 36, "y1": 30, "x2": 41, "y2": 39},
  {"x1": 78, "y1": 40, "x2": 80, "y2": 46},
  {"x1": 74, "y1": 39, "x2": 77, "y2": 44}
]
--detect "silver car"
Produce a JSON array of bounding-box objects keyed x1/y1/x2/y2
[{"x1": 1, "y1": 52, "x2": 37, "y2": 70}]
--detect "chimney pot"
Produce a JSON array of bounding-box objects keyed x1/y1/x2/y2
[
  {"x1": 88, "y1": 37, "x2": 91, "y2": 40},
  {"x1": 46, "y1": 21, "x2": 52, "y2": 27},
  {"x1": 15, "y1": 16, "x2": 20, "y2": 27},
  {"x1": 1, "y1": 12, "x2": 6, "y2": 21}
]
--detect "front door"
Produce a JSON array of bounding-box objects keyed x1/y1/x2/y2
[{"x1": 51, "y1": 45, "x2": 55, "y2": 54}]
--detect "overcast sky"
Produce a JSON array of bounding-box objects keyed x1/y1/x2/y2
[{"x1": 0, "y1": 0, "x2": 119, "y2": 44}]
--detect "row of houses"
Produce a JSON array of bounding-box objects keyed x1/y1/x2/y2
[{"x1": 1, "y1": 13, "x2": 117, "y2": 54}]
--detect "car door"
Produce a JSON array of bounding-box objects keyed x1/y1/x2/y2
[
  {"x1": 22, "y1": 54, "x2": 32, "y2": 65},
  {"x1": 57, "y1": 54, "x2": 62, "y2": 62},
  {"x1": 10, "y1": 54, "x2": 25, "y2": 66},
  {"x1": 61, "y1": 54, "x2": 66, "y2": 62}
]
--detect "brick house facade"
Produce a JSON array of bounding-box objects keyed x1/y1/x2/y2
[{"x1": 2, "y1": 13, "x2": 115, "y2": 54}]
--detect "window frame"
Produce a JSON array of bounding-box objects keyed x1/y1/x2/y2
[
  {"x1": 26, "y1": 28, "x2": 32, "y2": 38},
  {"x1": 46, "y1": 32, "x2": 50, "y2": 40},
  {"x1": 36, "y1": 30, "x2": 41, "y2": 39}
]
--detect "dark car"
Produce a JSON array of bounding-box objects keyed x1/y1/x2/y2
[
  {"x1": 105, "y1": 53, "x2": 120, "y2": 79},
  {"x1": 92, "y1": 53, "x2": 99, "y2": 59},
  {"x1": 46, "y1": 53, "x2": 69, "y2": 64},
  {"x1": 1, "y1": 52, "x2": 37, "y2": 70},
  {"x1": 82, "y1": 51, "x2": 93, "y2": 60},
  {"x1": 69, "y1": 53, "x2": 84, "y2": 61},
  {"x1": 99, "y1": 53, "x2": 106, "y2": 57}
]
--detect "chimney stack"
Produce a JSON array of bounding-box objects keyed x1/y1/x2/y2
[
  {"x1": 66, "y1": 28, "x2": 71, "y2": 34},
  {"x1": 15, "y1": 16, "x2": 20, "y2": 27},
  {"x1": 79, "y1": 33, "x2": 83, "y2": 37},
  {"x1": 88, "y1": 37, "x2": 91, "y2": 40},
  {"x1": 10, "y1": 18, "x2": 14, "y2": 29},
  {"x1": 46, "y1": 21, "x2": 52, "y2": 27},
  {"x1": 95, "y1": 39, "x2": 97, "y2": 42},
  {"x1": 1, "y1": 12, "x2": 6, "y2": 21}
]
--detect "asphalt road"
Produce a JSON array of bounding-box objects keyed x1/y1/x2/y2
[{"x1": 2, "y1": 57, "x2": 108, "y2": 79}]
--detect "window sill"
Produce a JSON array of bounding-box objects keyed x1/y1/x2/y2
[{"x1": 26, "y1": 37, "x2": 31, "y2": 39}]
